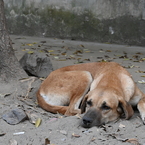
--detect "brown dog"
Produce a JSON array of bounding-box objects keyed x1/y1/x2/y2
[{"x1": 37, "y1": 62, "x2": 145, "y2": 128}]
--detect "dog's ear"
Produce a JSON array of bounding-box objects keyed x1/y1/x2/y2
[
  {"x1": 80, "y1": 94, "x2": 88, "y2": 113},
  {"x1": 118, "y1": 98, "x2": 134, "y2": 119}
]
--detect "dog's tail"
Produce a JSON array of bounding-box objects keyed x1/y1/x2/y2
[{"x1": 37, "y1": 91, "x2": 68, "y2": 115}]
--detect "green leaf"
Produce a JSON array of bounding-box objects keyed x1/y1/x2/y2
[
  {"x1": 138, "y1": 80, "x2": 145, "y2": 84},
  {"x1": 141, "y1": 58, "x2": 145, "y2": 61},
  {"x1": 27, "y1": 43, "x2": 34, "y2": 46},
  {"x1": 27, "y1": 51, "x2": 34, "y2": 54},
  {"x1": 35, "y1": 118, "x2": 42, "y2": 127},
  {"x1": 48, "y1": 50, "x2": 54, "y2": 53}
]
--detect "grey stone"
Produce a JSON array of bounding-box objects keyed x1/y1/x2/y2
[
  {"x1": 2, "y1": 108, "x2": 27, "y2": 125},
  {"x1": 19, "y1": 52, "x2": 53, "y2": 78}
]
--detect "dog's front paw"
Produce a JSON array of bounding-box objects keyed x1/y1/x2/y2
[
  {"x1": 140, "y1": 114, "x2": 145, "y2": 125},
  {"x1": 137, "y1": 100, "x2": 145, "y2": 125},
  {"x1": 65, "y1": 109, "x2": 81, "y2": 116}
]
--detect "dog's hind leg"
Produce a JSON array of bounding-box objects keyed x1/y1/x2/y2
[
  {"x1": 37, "y1": 70, "x2": 93, "y2": 115},
  {"x1": 137, "y1": 97, "x2": 145, "y2": 124},
  {"x1": 37, "y1": 90, "x2": 69, "y2": 114},
  {"x1": 135, "y1": 87, "x2": 145, "y2": 124},
  {"x1": 125, "y1": 80, "x2": 145, "y2": 124}
]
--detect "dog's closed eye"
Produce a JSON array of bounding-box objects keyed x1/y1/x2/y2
[
  {"x1": 101, "y1": 102, "x2": 111, "y2": 110},
  {"x1": 86, "y1": 99, "x2": 93, "y2": 106}
]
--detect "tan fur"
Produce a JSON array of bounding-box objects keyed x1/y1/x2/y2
[{"x1": 37, "y1": 62, "x2": 145, "y2": 127}]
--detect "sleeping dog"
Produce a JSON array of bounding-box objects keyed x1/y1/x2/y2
[{"x1": 37, "y1": 62, "x2": 145, "y2": 128}]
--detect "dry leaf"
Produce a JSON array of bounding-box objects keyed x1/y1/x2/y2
[
  {"x1": 136, "y1": 52, "x2": 142, "y2": 55},
  {"x1": 45, "y1": 138, "x2": 50, "y2": 145},
  {"x1": 136, "y1": 70, "x2": 145, "y2": 73},
  {"x1": 50, "y1": 53, "x2": 59, "y2": 56},
  {"x1": 39, "y1": 50, "x2": 44, "y2": 53},
  {"x1": 27, "y1": 43, "x2": 34, "y2": 46},
  {"x1": 72, "y1": 133, "x2": 80, "y2": 138},
  {"x1": 27, "y1": 51, "x2": 34, "y2": 54},
  {"x1": 73, "y1": 50, "x2": 83, "y2": 54},
  {"x1": 124, "y1": 58, "x2": 129, "y2": 60},
  {"x1": 128, "y1": 65, "x2": 134, "y2": 68},
  {"x1": 69, "y1": 55, "x2": 75, "y2": 57},
  {"x1": 132, "y1": 55, "x2": 140, "y2": 59},
  {"x1": 40, "y1": 41, "x2": 46, "y2": 43},
  {"x1": 79, "y1": 44, "x2": 85, "y2": 47},
  {"x1": 101, "y1": 59, "x2": 107, "y2": 62},
  {"x1": 85, "y1": 51, "x2": 90, "y2": 53},
  {"x1": 91, "y1": 137, "x2": 96, "y2": 142},
  {"x1": 39, "y1": 78, "x2": 45, "y2": 81},
  {"x1": 141, "y1": 58, "x2": 145, "y2": 61},
  {"x1": 21, "y1": 43, "x2": 25, "y2": 46},
  {"x1": 106, "y1": 50, "x2": 111, "y2": 52},
  {"x1": 105, "y1": 42, "x2": 111, "y2": 44},
  {"x1": 124, "y1": 65, "x2": 135, "y2": 68},
  {"x1": 97, "y1": 57, "x2": 103, "y2": 59},
  {"x1": 119, "y1": 55, "x2": 128, "y2": 59},
  {"x1": 54, "y1": 56, "x2": 59, "y2": 59},
  {"x1": 58, "y1": 59, "x2": 67, "y2": 61},
  {"x1": 61, "y1": 52, "x2": 66, "y2": 55},
  {"x1": 138, "y1": 80, "x2": 145, "y2": 84},
  {"x1": 26, "y1": 111, "x2": 39, "y2": 124},
  {"x1": 48, "y1": 50, "x2": 54, "y2": 53},
  {"x1": 84, "y1": 58, "x2": 90, "y2": 61},
  {"x1": 57, "y1": 113, "x2": 64, "y2": 118},
  {"x1": 35, "y1": 118, "x2": 42, "y2": 127},
  {"x1": 38, "y1": 45, "x2": 42, "y2": 47},
  {"x1": 61, "y1": 46, "x2": 68, "y2": 49},
  {"x1": 125, "y1": 138, "x2": 139, "y2": 145}
]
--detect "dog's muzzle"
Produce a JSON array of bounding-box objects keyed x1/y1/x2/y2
[{"x1": 81, "y1": 108, "x2": 102, "y2": 128}]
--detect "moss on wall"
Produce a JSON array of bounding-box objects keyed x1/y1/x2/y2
[
  {"x1": 5, "y1": 4, "x2": 145, "y2": 45},
  {"x1": 102, "y1": 16, "x2": 145, "y2": 45}
]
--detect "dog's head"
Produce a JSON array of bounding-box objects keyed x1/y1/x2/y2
[{"x1": 80, "y1": 88, "x2": 134, "y2": 128}]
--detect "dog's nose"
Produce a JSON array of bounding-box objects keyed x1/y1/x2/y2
[{"x1": 83, "y1": 117, "x2": 93, "y2": 126}]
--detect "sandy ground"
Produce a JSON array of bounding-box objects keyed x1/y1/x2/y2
[{"x1": 0, "y1": 35, "x2": 145, "y2": 145}]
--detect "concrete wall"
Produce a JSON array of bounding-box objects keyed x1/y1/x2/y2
[{"x1": 4, "y1": 0, "x2": 145, "y2": 45}]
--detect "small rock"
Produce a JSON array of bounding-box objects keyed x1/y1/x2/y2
[
  {"x1": 9, "y1": 139, "x2": 17, "y2": 145},
  {"x1": 19, "y1": 52, "x2": 53, "y2": 78},
  {"x1": 61, "y1": 138, "x2": 66, "y2": 141},
  {"x1": 2, "y1": 108, "x2": 27, "y2": 125},
  {"x1": 60, "y1": 130, "x2": 67, "y2": 135},
  {"x1": 119, "y1": 123, "x2": 126, "y2": 128}
]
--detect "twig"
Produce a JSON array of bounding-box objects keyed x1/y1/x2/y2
[{"x1": 24, "y1": 77, "x2": 36, "y2": 98}]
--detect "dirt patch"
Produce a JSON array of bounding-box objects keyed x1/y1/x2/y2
[{"x1": 0, "y1": 35, "x2": 145, "y2": 145}]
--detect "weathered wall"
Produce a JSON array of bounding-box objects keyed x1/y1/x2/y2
[{"x1": 4, "y1": 0, "x2": 145, "y2": 45}]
